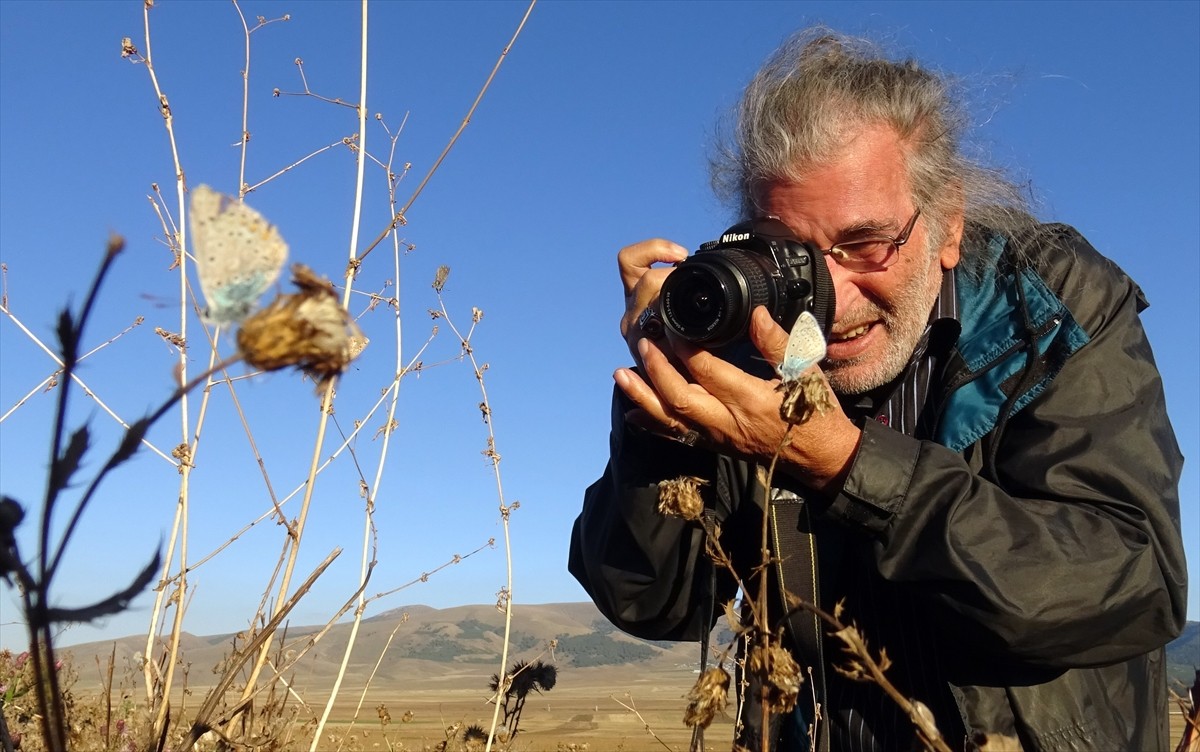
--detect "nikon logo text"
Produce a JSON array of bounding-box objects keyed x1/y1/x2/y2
[{"x1": 721, "y1": 232, "x2": 751, "y2": 243}]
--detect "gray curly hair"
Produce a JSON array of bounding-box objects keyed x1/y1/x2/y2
[{"x1": 711, "y1": 28, "x2": 1038, "y2": 270}]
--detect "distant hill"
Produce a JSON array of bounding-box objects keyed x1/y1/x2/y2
[
  {"x1": 56, "y1": 606, "x2": 1199, "y2": 692},
  {"x1": 1167, "y1": 620, "x2": 1199, "y2": 688},
  {"x1": 59, "y1": 601, "x2": 701, "y2": 692}
]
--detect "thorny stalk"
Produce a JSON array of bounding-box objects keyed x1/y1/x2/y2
[
  {"x1": 26, "y1": 236, "x2": 125, "y2": 752},
  {"x1": 428, "y1": 286, "x2": 518, "y2": 752},
  {"x1": 7, "y1": 235, "x2": 245, "y2": 752}
]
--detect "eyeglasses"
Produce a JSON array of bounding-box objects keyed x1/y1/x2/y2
[{"x1": 819, "y1": 208, "x2": 921, "y2": 272}]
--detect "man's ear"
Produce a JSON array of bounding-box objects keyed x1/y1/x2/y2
[{"x1": 940, "y1": 185, "x2": 965, "y2": 270}]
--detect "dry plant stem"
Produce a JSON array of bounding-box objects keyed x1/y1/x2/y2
[
  {"x1": 242, "y1": 139, "x2": 343, "y2": 195},
  {"x1": 0, "y1": 315, "x2": 146, "y2": 425},
  {"x1": 44, "y1": 352, "x2": 240, "y2": 582},
  {"x1": 180, "y1": 548, "x2": 342, "y2": 750},
  {"x1": 610, "y1": 694, "x2": 677, "y2": 752},
  {"x1": 0, "y1": 308, "x2": 172, "y2": 462},
  {"x1": 23, "y1": 239, "x2": 124, "y2": 751},
  {"x1": 23, "y1": 244, "x2": 241, "y2": 750},
  {"x1": 216, "y1": 569, "x2": 374, "y2": 734},
  {"x1": 142, "y1": 338, "x2": 218, "y2": 714},
  {"x1": 230, "y1": 2, "x2": 292, "y2": 197},
  {"x1": 427, "y1": 297, "x2": 515, "y2": 752},
  {"x1": 789, "y1": 599, "x2": 953, "y2": 752},
  {"x1": 235, "y1": 376, "x2": 337, "y2": 705},
  {"x1": 150, "y1": 351, "x2": 247, "y2": 728},
  {"x1": 337, "y1": 619, "x2": 409, "y2": 751},
  {"x1": 753, "y1": 429, "x2": 793, "y2": 752},
  {"x1": 366, "y1": 540, "x2": 494, "y2": 601},
  {"x1": 307, "y1": 4, "x2": 372, "y2": 747},
  {"x1": 134, "y1": 2, "x2": 195, "y2": 731},
  {"x1": 166, "y1": 345, "x2": 432, "y2": 580},
  {"x1": 357, "y1": 0, "x2": 537, "y2": 265}
]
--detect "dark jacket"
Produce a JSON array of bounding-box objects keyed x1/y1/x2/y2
[{"x1": 569, "y1": 225, "x2": 1187, "y2": 751}]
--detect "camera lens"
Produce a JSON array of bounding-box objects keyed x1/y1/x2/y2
[{"x1": 661, "y1": 250, "x2": 774, "y2": 347}]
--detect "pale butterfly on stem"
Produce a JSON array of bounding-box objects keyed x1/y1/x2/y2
[
  {"x1": 189, "y1": 184, "x2": 288, "y2": 326},
  {"x1": 186, "y1": 184, "x2": 368, "y2": 386},
  {"x1": 775, "y1": 311, "x2": 831, "y2": 424},
  {"x1": 776, "y1": 311, "x2": 826, "y2": 383}
]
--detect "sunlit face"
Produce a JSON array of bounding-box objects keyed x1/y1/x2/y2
[{"x1": 755, "y1": 124, "x2": 963, "y2": 394}]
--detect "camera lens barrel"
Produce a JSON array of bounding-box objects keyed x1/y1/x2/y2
[
  {"x1": 660, "y1": 250, "x2": 777, "y2": 348},
  {"x1": 659, "y1": 217, "x2": 834, "y2": 350}
]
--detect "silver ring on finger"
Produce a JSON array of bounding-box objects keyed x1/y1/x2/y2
[{"x1": 637, "y1": 306, "x2": 665, "y2": 340}]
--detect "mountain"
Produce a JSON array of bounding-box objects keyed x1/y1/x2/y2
[
  {"x1": 55, "y1": 606, "x2": 1200, "y2": 692},
  {"x1": 58, "y1": 601, "x2": 700, "y2": 693},
  {"x1": 1167, "y1": 620, "x2": 1199, "y2": 688}
]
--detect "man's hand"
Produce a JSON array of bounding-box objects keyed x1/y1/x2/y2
[
  {"x1": 615, "y1": 306, "x2": 862, "y2": 492},
  {"x1": 618, "y1": 239, "x2": 688, "y2": 368}
]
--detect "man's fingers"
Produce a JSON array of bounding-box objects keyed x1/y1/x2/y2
[
  {"x1": 620, "y1": 267, "x2": 675, "y2": 338},
  {"x1": 618, "y1": 239, "x2": 688, "y2": 294},
  {"x1": 614, "y1": 365, "x2": 680, "y2": 435},
  {"x1": 749, "y1": 306, "x2": 791, "y2": 366}
]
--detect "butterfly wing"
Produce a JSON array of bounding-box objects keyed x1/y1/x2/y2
[
  {"x1": 777, "y1": 311, "x2": 826, "y2": 382},
  {"x1": 190, "y1": 184, "x2": 288, "y2": 325}
]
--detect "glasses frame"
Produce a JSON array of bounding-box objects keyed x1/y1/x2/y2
[{"x1": 819, "y1": 207, "x2": 922, "y2": 272}]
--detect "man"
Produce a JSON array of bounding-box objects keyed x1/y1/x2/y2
[{"x1": 569, "y1": 29, "x2": 1187, "y2": 751}]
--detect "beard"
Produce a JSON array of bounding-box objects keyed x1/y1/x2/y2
[{"x1": 823, "y1": 249, "x2": 943, "y2": 395}]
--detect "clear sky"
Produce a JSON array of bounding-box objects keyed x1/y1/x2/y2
[{"x1": 0, "y1": 1, "x2": 1196, "y2": 650}]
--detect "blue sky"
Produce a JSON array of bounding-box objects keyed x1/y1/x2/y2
[{"x1": 0, "y1": 1, "x2": 1196, "y2": 650}]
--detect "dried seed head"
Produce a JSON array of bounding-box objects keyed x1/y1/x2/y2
[
  {"x1": 747, "y1": 641, "x2": 803, "y2": 713},
  {"x1": 237, "y1": 264, "x2": 365, "y2": 390},
  {"x1": 776, "y1": 371, "x2": 834, "y2": 425},
  {"x1": 656, "y1": 476, "x2": 708, "y2": 522},
  {"x1": 683, "y1": 666, "x2": 730, "y2": 729}
]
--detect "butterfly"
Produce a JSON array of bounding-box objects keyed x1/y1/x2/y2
[
  {"x1": 189, "y1": 184, "x2": 289, "y2": 325},
  {"x1": 777, "y1": 311, "x2": 826, "y2": 383}
]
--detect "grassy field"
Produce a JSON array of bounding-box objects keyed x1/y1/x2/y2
[
  {"x1": 86, "y1": 665, "x2": 1183, "y2": 752},
  {"x1": 310, "y1": 668, "x2": 731, "y2": 751}
]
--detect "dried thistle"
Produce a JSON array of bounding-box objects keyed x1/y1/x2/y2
[
  {"x1": 776, "y1": 371, "x2": 834, "y2": 425},
  {"x1": 656, "y1": 476, "x2": 708, "y2": 522},
  {"x1": 683, "y1": 666, "x2": 730, "y2": 729},
  {"x1": 747, "y1": 640, "x2": 803, "y2": 713},
  {"x1": 831, "y1": 622, "x2": 892, "y2": 682},
  {"x1": 237, "y1": 264, "x2": 365, "y2": 389}
]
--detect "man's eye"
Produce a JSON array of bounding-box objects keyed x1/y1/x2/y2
[{"x1": 837, "y1": 239, "x2": 893, "y2": 258}]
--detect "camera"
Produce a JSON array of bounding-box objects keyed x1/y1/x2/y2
[{"x1": 660, "y1": 216, "x2": 835, "y2": 351}]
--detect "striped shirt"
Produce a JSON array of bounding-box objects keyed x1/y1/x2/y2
[{"x1": 818, "y1": 271, "x2": 965, "y2": 752}]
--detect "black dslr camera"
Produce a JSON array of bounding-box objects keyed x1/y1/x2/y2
[{"x1": 660, "y1": 216, "x2": 835, "y2": 354}]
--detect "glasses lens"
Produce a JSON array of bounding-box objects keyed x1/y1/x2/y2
[{"x1": 832, "y1": 240, "x2": 896, "y2": 271}]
